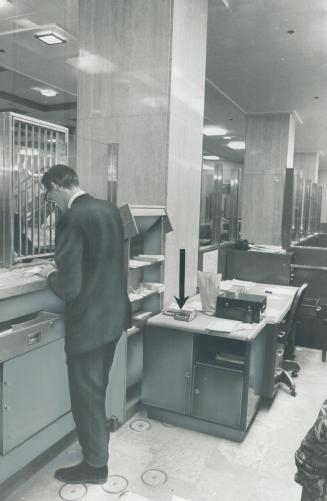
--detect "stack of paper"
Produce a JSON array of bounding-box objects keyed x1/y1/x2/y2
[
  {"x1": 206, "y1": 318, "x2": 240, "y2": 333},
  {"x1": 129, "y1": 259, "x2": 151, "y2": 269},
  {"x1": 249, "y1": 244, "x2": 286, "y2": 254},
  {"x1": 134, "y1": 254, "x2": 164, "y2": 262}
]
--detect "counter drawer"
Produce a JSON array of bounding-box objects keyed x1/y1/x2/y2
[
  {"x1": 1, "y1": 337, "x2": 70, "y2": 455},
  {"x1": 0, "y1": 311, "x2": 64, "y2": 363}
]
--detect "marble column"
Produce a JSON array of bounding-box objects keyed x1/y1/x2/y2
[
  {"x1": 294, "y1": 152, "x2": 320, "y2": 183},
  {"x1": 241, "y1": 113, "x2": 296, "y2": 246},
  {"x1": 76, "y1": 0, "x2": 208, "y2": 303}
]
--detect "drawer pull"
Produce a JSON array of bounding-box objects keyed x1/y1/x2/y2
[{"x1": 27, "y1": 331, "x2": 41, "y2": 346}]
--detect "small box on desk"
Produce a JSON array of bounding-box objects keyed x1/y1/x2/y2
[{"x1": 215, "y1": 292, "x2": 267, "y2": 323}]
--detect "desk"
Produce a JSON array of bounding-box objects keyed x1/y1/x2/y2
[{"x1": 142, "y1": 282, "x2": 298, "y2": 442}]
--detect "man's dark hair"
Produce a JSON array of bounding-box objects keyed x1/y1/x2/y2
[{"x1": 41, "y1": 164, "x2": 79, "y2": 191}]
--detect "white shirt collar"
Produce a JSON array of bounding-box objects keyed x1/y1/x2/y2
[{"x1": 68, "y1": 189, "x2": 86, "y2": 209}]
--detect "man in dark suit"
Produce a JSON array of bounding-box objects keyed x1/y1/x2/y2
[{"x1": 40, "y1": 164, "x2": 131, "y2": 484}]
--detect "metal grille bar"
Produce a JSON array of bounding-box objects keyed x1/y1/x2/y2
[{"x1": 10, "y1": 115, "x2": 68, "y2": 263}]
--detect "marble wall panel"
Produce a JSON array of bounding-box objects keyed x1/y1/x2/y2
[
  {"x1": 165, "y1": 0, "x2": 208, "y2": 302},
  {"x1": 77, "y1": 114, "x2": 168, "y2": 205},
  {"x1": 77, "y1": 0, "x2": 171, "y2": 120},
  {"x1": 241, "y1": 172, "x2": 286, "y2": 245},
  {"x1": 241, "y1": 113, "x2": 295, "y2": 246}
]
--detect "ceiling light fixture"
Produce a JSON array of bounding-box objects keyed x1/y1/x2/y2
[
  {"x1": 32, "y1": 87, "x2": 59, "y2": 97},
  {"x1": 227, "y1": 141, "x2": 245, "y2": 150},
  {"x1": 203, "y1": 125, "x2": 228, "y2": 136},
  {"x1": 34, "y1": 31, "x2": 66, "y2": 45},
  {"x1": 223, "y1": 136, "x2": 232, "y2": 140},
  {"x1": 203, "y1": 155, "x2": 220, "y2": 160},
  {"x1": 287, "y1": 29, "x2": 295, "y2": 35}
]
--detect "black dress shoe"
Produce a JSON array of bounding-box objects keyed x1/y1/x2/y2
[{"x1": 55, "y1": 460, "x2": 108, "y2": 484}]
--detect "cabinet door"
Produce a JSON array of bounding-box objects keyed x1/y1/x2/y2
[
  {"x1": 192, "y1": 363, "x2": 243, "y2": 429},
  {"x1": 1, "y1": 338, "x2": 70, "y2": 454},
  {"x1": 142, "y1": 327, "x2": 193, "y2": 414}
]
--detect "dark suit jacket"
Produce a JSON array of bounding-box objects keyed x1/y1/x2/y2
[{"x1": 47, "y1": 194, "x2": 131, "y2": 356}]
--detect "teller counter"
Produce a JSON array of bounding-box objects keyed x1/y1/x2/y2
[{"x1": 0, "y1": 266, "x2": 74, "y2": 485}]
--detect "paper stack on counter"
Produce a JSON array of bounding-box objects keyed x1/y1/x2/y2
[
  {"x1": 206, "y1": 318, "x2": 240, "y2": 333},
  {"x1": 219, "y1": 279, "x2": 255, "y2": 291}
]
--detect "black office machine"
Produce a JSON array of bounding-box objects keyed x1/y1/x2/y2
[{"x1": 215, "y1": 292, "x2": 267, "y2": 323}]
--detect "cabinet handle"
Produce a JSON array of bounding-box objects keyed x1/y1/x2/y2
[
  {"x1": 184, "y1": 372, "x2": 191, "y2": 379},
  {"x1": 194, "y1": 388, "x2": 200, "y2": 395}
]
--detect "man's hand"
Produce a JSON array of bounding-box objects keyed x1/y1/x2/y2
[{"x1": 37, "y1": 263, "x2": 57, "y2": 278}]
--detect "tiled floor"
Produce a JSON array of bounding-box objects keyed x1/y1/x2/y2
[{"x1": 3, "y1": 347, "x2": 326, "y2": 501}]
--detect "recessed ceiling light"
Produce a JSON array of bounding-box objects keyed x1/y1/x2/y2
[
  {"x1": 34, "y1": 31, "x2": 66, "y2": 45},
  {"x1": 227, "y1": 141, "x2": 245, "y2": 150},
  {"x1": 203, "y1": 155, "x2": 220, "y2": 160},
  {"x1": 32, "y1": 87, "x2": 59, "y2": 97},
  {"x1": 203, "y1": 125, "x2": 228, "y2": 136}
]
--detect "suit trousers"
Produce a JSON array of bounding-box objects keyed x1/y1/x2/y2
[{"x1": 66, "y1": 340, "x2": 118, "y2": 467}]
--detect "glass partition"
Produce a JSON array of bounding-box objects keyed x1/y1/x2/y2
[{"x1": 199, "y1": 161, "x2": 241, "y2": 246}]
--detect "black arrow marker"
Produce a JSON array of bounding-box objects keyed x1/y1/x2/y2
[{"x1": 174, "y1": 248, "x2": 189, "y2": 309}]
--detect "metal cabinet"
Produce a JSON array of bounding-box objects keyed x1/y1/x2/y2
[
  {"x1": 191, "y1": 362, "x2": 243, "y2": 428},
  {"x1": 142, "y1": 327, "x2": 193, "y2": 414},
  {"x1": 1, "y1": 337, "x2": 70, "y2": 454}
]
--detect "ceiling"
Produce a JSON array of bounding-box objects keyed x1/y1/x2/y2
[{"x1": 0, "y1": 0, "x2": 326, "y2": 168}]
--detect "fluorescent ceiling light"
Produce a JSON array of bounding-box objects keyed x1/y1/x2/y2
[
  {"x1": 32, "y1": 87, "x2": 59, "y2": 97},
  {"x1": 223, "y1": 136, "x2": 232, "y2": 140},
  {"x1": 203, "y1": 155, "x2": 220, "y2": 160},
  {"x1": 203, "y1": 125, "x2": 228, "y2": 136},
  {"x1": 227, "y1": 141, "x2": 245, "y2": 150},
  {"x1": 66, "y1": 50, "x2": 116, "y2": 74},
  {"x1": 47, "y1": 138, "x2": 57, "y2": 143},
  {"x1": 35, "y1": 31, "x2": 66, "y2": 45}
]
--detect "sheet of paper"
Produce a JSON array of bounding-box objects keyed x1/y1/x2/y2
[
  {"x1": 206, "y1": 318, "x2": 240, "y2": 333},
  {"x1": 129, "y1": 259, "x2": 151, "y2": 268},
  {"x1": 231, "y1": 279, "x2": 256, "y2": 288},
  {"x1": 267, "y1": 286, "x2": 293, "y2": 295}
]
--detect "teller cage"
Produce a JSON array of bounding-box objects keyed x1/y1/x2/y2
[{"x1": 0, "y1": 112, "x2": 68, "y2": 268}]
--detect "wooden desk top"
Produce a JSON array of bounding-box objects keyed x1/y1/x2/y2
[{"x1": 148, "y1": 281, "x2": 298, "y2": 342}]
